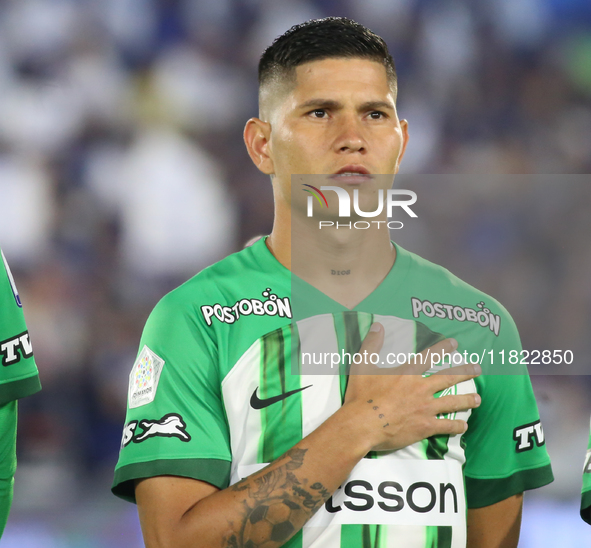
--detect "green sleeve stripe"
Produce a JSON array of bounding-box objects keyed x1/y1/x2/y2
[
  {"x1": 581, "y1": 490, "x2": 591, "y2": 525},
  {"x1": 465, "y1": 464, "x2": 554, "y2": 508},
  {"x1": 112, "y1": 458, "x2": 232, "y2": 503},
  {"x1": 0, "y1": 375, "x2": 41, "y2": 406}
]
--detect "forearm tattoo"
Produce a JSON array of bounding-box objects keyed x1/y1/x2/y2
[{"x1": 224, "y1": 448, "x2": 331, "y2": 547}]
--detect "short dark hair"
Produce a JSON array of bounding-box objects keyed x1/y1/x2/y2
[{"x1": 259, "y1": 17, "x2": 397, "y2": 94}]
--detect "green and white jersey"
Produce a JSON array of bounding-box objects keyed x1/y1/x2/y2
[
  {"x1": 581, "y1": 420, "x2": 591, "y2": 524},
  {"x1": 113, "y1": 237, "x2": 553, "y2": 548},
  {"x1": 0, "y1": 249, "x2": 40, "y2": 405},
  {"x1": 0, "y1": 248, "x2": 40, "y2": 537}
]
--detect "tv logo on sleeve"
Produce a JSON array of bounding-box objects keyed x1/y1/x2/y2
[
  {"x1": 0, "y1": 331, "x2": 33, "y2": 366},
  {"x1": 513, "y1": 420, "x2": 545, "y2": 453}
]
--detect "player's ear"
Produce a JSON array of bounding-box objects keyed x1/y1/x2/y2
[
  {"x1": 394, "y1": 119, "x2": 409, "y2": 174},
  {"x1": 244, "y1": 118, "x2": 274, "y2": 175}
]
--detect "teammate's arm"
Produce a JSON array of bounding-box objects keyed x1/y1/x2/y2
[
  {"x1": 0, "y1": 401, "x2": 17, "y2": 537},
  {"x1": 466, "y1": 493, "x2": 523, "y2": 548},
  {"x1": 581, "y1": 425, "x2": 591, "y2": 524},
  {"x1": 0, "y1": 250, "x2": 41, "y2": 539},
  {"x1": 135, "y1": 326, "x2": 481, "y2": 548}
]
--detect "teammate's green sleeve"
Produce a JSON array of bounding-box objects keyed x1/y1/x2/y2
[
  {"x1": 581, "y1": 420, "x2": 591, "y2": 524},
  {"x1": 0, "y1": 250, "x2": 41, "y2": 537},
  {"x1": 0, "y1": 401, "x2": 17, "y2": 535}
]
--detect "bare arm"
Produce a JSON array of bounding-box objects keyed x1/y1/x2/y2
[
  {"x1": 137, "y1": 406, "x2": 370, "y2": 548},
  {"x1": 467, "y1": 494, "x2": 523, "y2": 548},
  {"x1": 136, "y1": 326, "x2": 481, "y2": 548}
]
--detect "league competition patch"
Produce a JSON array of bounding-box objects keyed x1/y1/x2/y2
[{"x1": 128, "y1": 345, "x2": 165, "y2": 409}]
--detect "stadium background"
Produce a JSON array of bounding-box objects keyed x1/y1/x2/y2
[{"x1": 0, "y1": 0, "x2": 590, "y2": 546}]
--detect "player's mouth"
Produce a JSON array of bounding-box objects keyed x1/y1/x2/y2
[{"x1": 330, "y1": 165, "x2": 372, "y2": 184}]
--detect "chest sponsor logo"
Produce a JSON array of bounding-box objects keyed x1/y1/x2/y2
[
  {"x1": 201, "y1": 288, "x2": 292, "y2": 326},
  {"x1": 0, "y1": 331, "x2": 33, "y2": 366},
  {"x1": 236, "y1": 459, "x2": 465, "y2": 527},
  {"x1": 121, "y1": 413, "x2": 191, "y2": 447},
  {"x1": 411, "y1": 298, "x2": 501, "y2": 337},
  {"x1": 128, "y1": 345, "x2": 165, "y2": 409},
  {"x1": 250, "y1": 385, "x2": 313, "y2": 410},
  {"x1": 513, "y1": 420, "x2": 545, "y2": 452},
  {"x1": 584, "y1": 450, "x2": 591, "y2": 474}
]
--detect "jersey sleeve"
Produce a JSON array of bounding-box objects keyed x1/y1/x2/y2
[
  {"x1": 0, "y1": 249, "x2": 41, "y2": 406},
  {"x1": 462, "y1": 308, "x2": 553, "y2": 508},
  {"x1": 581, "y1": 420, "x2": 591, "y2": 524},
  {"x1": 0, "y1": 400, "x2": 17, "y2": 537},
  {"x1": 112, "y1": 287, "x2": 232, "y2": 503}
]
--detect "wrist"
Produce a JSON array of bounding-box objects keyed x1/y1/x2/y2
[{"x1": 329, "y1": 402, "x2": 376, "y2": 458}]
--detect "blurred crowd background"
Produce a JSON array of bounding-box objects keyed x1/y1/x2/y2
[{"x1": 0, "y1": 0, "x2": 590, "y2": 546}]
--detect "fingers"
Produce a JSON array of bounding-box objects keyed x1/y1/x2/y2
[
  {"x1": 426, "y1": 418, "x2": 469, "y2": 437},
  {"x1": 428, "y1": 362, "x2": 482, "y2": 391},
  {"x1": 349, "y1": 327, "x2": 482, "y2": 387},
  {"x1": 400, "y1": 337, "x2": 460, "y2": 375},
  {"x1": 350, "y1": 331, "x2": 467, "y2": 376},
  {"x1": 433, "y1": 393, "x2": 481, "y2": 416}
]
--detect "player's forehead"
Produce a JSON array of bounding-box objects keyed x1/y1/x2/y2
[{"x1": 289, "y1": 57, "x2": 395, "y2": 107}]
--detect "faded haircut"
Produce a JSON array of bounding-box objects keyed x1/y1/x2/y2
[{"x1": 258, "y1": 17, "x2": 397, "y2": 110}]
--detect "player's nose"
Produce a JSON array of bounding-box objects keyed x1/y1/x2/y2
[{"x1": 333, "y1": 114, "x2": 366, "y2": 154}]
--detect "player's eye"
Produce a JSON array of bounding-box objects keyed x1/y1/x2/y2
[
  {"x1": 368, "y1": 111, "x2": 386, "y2": 120},
  {"x1": 310, "y1": 109, "x2": 327, "y2": 118}
]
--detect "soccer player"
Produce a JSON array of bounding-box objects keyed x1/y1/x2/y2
[
  {"x1": 0, "y1": 249, "x2": 41, "y2": 538},
  {"x1": 581, "y1": 424, "x2": 591, "y2": 524},
  {"x1": 112, "y1": 18, "x2": 553, "y2": 548}
]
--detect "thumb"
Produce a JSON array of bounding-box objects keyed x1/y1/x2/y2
[
  {"x1": 363, "y1": 322, "x2": 384, "y2": 348},
  {"x1": 349, "y1": 322, "x2": 385, "y2": 375}
]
